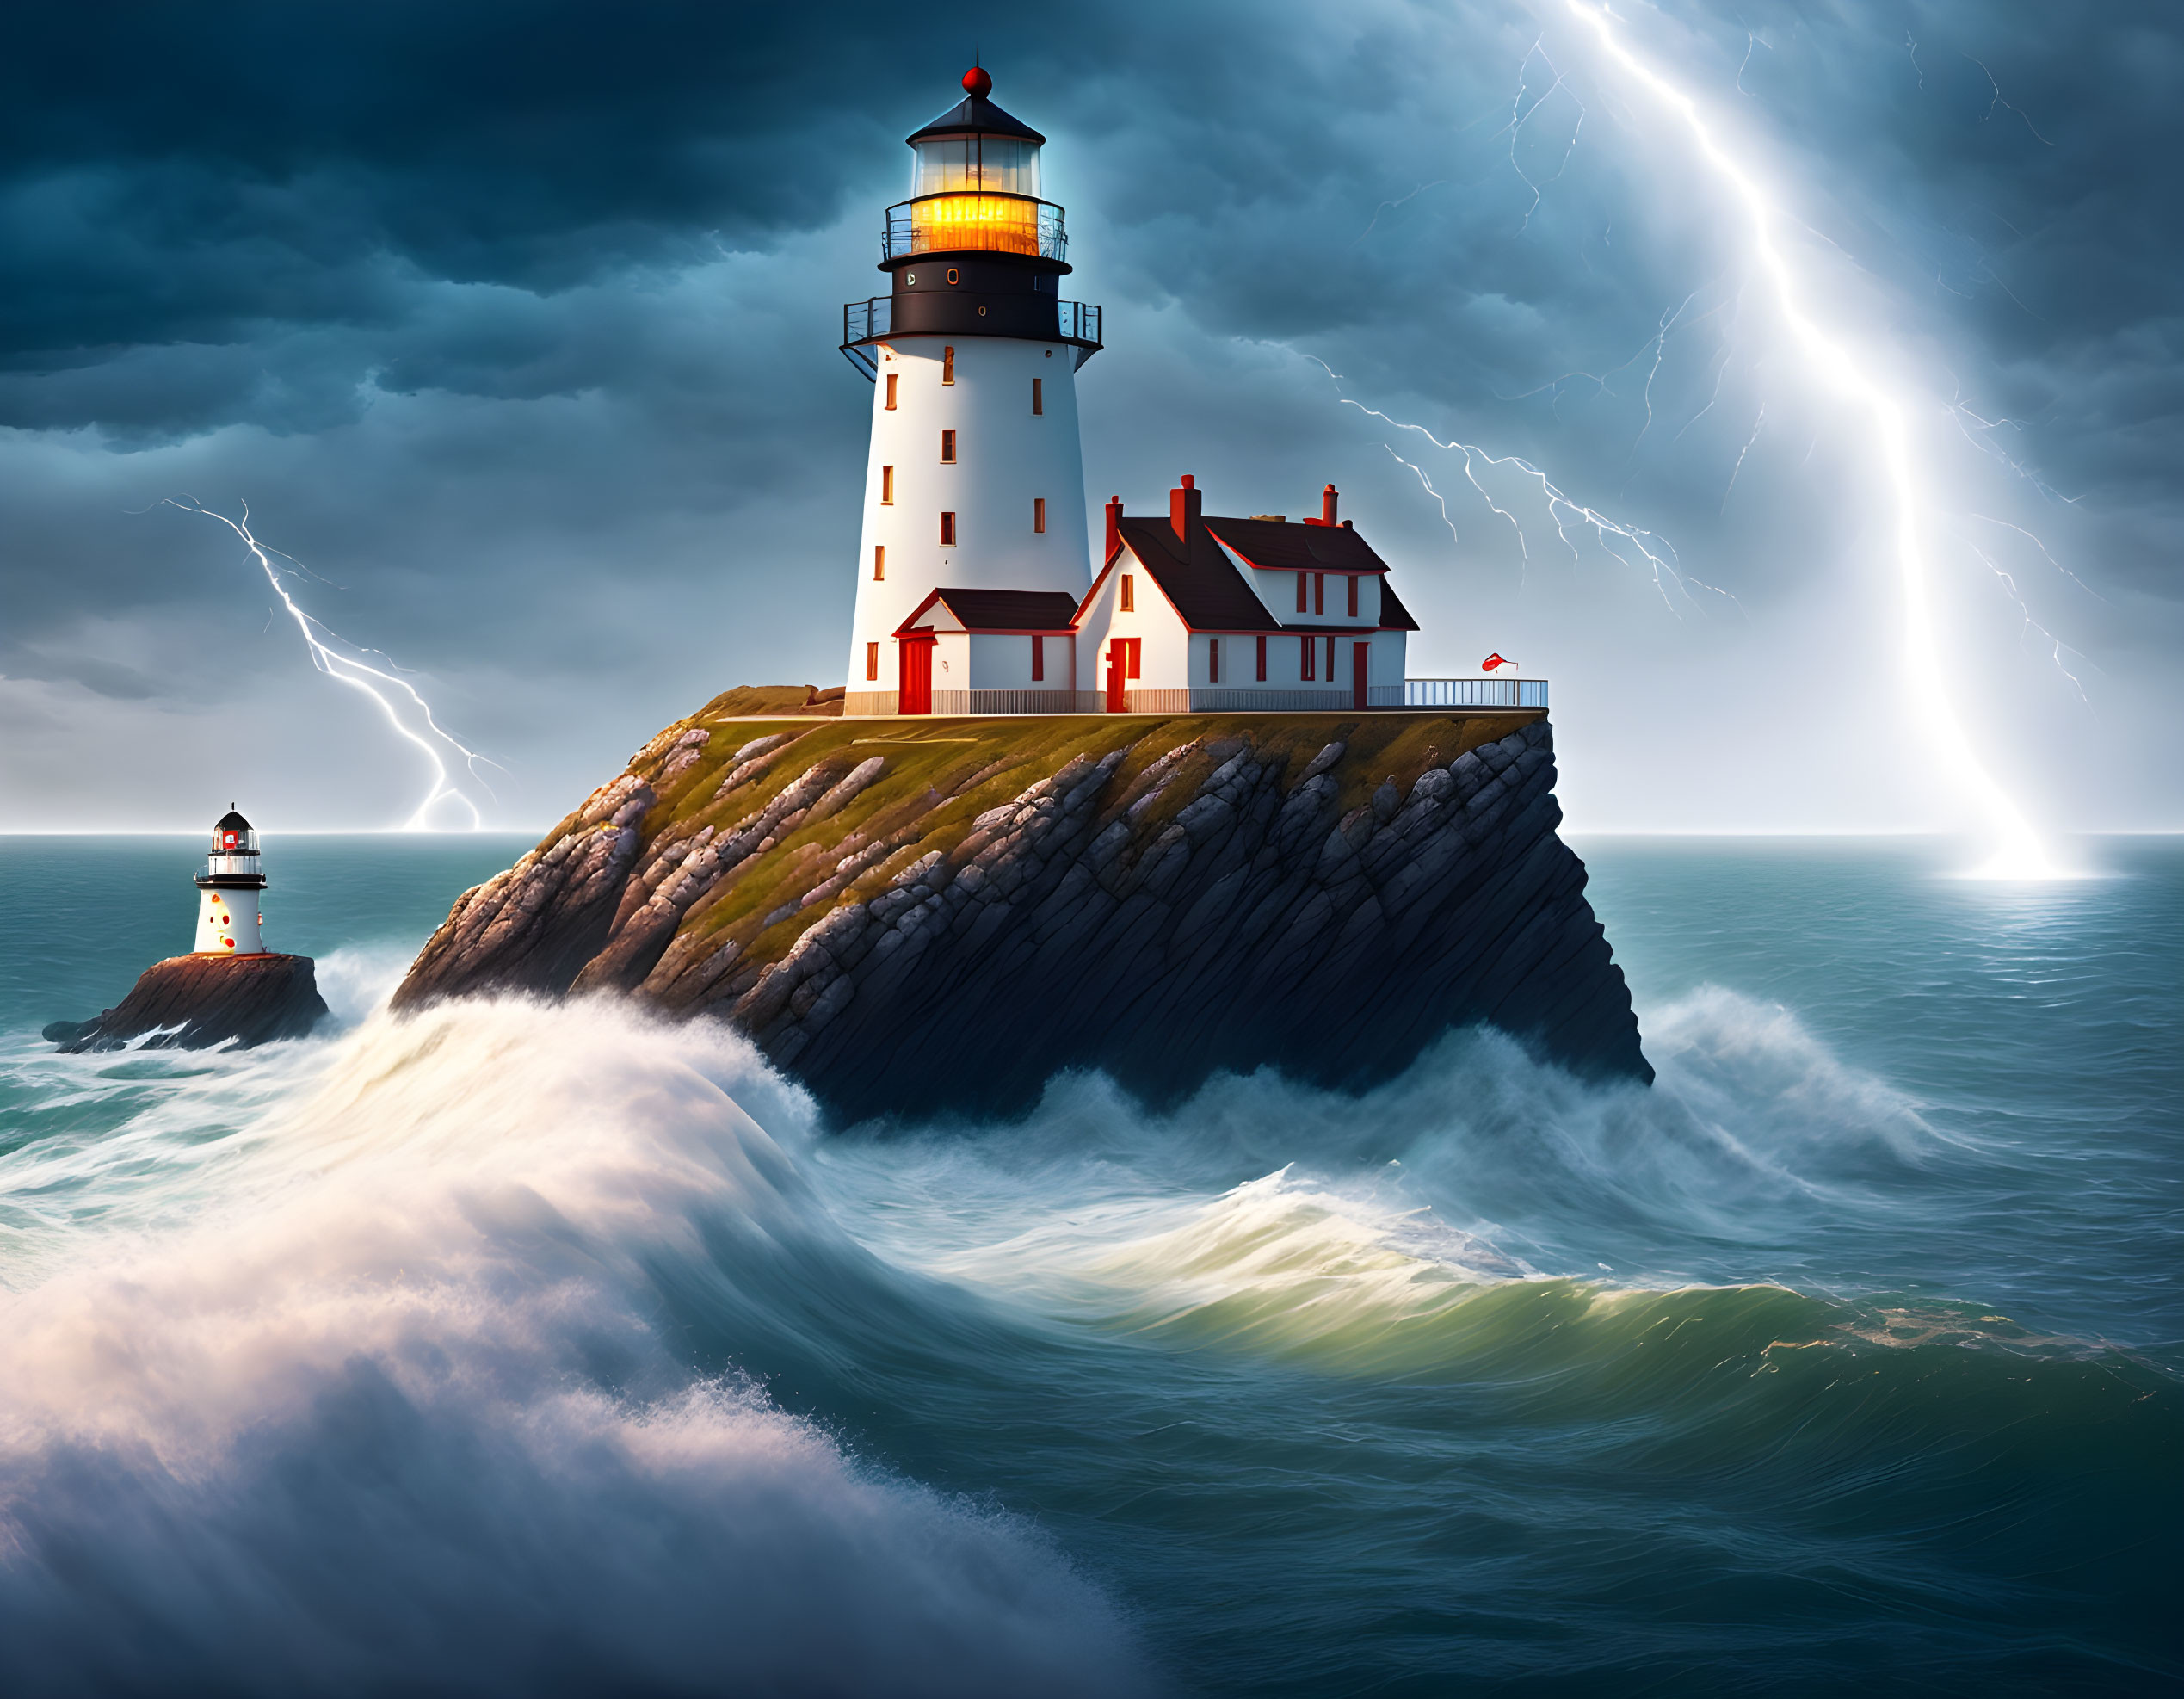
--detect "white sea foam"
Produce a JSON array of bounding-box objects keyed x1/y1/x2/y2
[{"x1": 0, "y1": 999, "x2": 1151, "y2": 1696}]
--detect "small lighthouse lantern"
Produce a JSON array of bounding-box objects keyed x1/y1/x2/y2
[{"x1": 193, "y1": 806, "x2": 271, "y2": 955}]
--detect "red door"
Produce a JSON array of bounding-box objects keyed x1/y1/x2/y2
[
  {"x1": 1352, "y1": 640, "x2": 1370, "y2": 710},
  {"x1": 1106, "y1": 639, "x2": 1126, "y2": 712},
  {"x1": 899, "y1": 633, "x2": 935, "y2": 714}
]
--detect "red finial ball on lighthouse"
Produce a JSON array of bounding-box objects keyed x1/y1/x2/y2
[{"x1": 963, "y1": 65, "x2": 992, "y2": 97}]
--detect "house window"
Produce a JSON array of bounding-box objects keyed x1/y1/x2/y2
[
  {"x1": 881, "y1": 465, "x2": 894, "y2": 504},
  {"x1": 885, "y1": 373, "x2": 898, "y2": 411},
  {"x1": 1033, "y1": 497, "x2": 1046, "y2": 534},
  {"x1": 1348, "y1": 575, "x2": 1359, "y2": 617},
  {"x1": 942, "y1": 346, "x2": 955, "y2": 385},
  {"x1": 1301, "y1": 635, "x2": 1316, "y2": 681},
  {"x1": 1314, "y1": 572, "x2": 1325, "y2": 615},
  {"x1": 1031, "y1": 635, "x2": 1044, "y2": 682},
  {"x1": 940, "y1": 511, "x2": 957, "y2": 546},
  {"x1": 1208, "y1": 638, "x2": 1219, "y2": 683},
  {"x1": 1295, "y1": 571, "x2": 1307, "y2": 613},
  {"x1": 1256, "y1": 635, "x2": 1267, "y2": 681},
  {"x1": 866, "y1": 642, "x2": 879, "y2": 682},
  {"x1": 940, "y1": 429, "x2": 956, "y2": 463},
  {"x1": 873, "y1": 545, "x2": 885, "y2": 581},
  {"x1": 1032, "y1": 377, "x2": 1043, "y2": 415},
  {"x1": 1326, "y1": 635, "x2": 1337, "y2": 678},
  {"x1": 1120, "y1": 574, "x2": 1135, "y2": 612}
]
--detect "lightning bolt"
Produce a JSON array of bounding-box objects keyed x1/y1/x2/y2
[
  {"x1": 168, "y1": 497, "x2": 500, "y2": 831},
  {"x1": 1566, "y1": 2, "x2": 2059, "y2": 880},
  {"x1": 1309, "y1": 355, "x2": 1736, "y2": 616},
  {"x1": 1499, "y1": 40, "x2": 1586, "y2": 232}
]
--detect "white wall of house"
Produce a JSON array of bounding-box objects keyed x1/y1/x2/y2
[
  {"x1": 846, "y1": 337, "x2": 1090, "y2": 703},
  {"x1": 1075, "y1": 546, "x2": 1193, "y2": 692},
  {"x1": 929, "y1": 629, "x2": 972, "y2": 693},
  {"x1": 966, "y1": 632, "x2": 1073, "y2": 689}
]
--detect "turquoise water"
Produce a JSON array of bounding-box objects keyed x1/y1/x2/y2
[{"x1": 0, "y1": 833, "x2": 2175, "y2": 1694}]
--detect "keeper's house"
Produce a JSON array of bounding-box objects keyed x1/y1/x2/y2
[
  {"x1": 1072, "y1": 476, "x2": 1414, "y2": 714},
  {"x1": 886, "y1": 476, "x2": 1416, "y2": 715}
]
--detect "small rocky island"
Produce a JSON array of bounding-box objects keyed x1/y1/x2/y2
[
  {"x1": 47, "y1": 809, "x2": 329, "y2": 1053},
  {"x1": 393, "y1": 691, "x2": 1650, "y2": 1121},
  {"x1": 47, "y1": 953, "x2": 329, "y2": 1053}
]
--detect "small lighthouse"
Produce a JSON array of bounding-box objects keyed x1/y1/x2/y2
[
  {"x1": 194, "y1": 808, "x2": 269, "y2": 955},
  {"x1": 840, "y1": 65, "x2": 1103, "y2": 714}
]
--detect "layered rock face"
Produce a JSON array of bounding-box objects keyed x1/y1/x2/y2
[
  {"x1": 47, "y1": 954, "x2": 330, "y2": 1053},
  {"x1": 395, "y1": 704, "x2": 1650, "y2": 1121}
]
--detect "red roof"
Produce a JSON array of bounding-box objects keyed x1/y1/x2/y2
[
  {"x1": 1098, "y1": 515, "x2": 1419, "y2": 633},
  {"x1": 895, "y1": 587, "x2": 1083, "y2": 636},
  {"x1": 1203, "y1": 516, "x2": 1391, "y2": 575}
]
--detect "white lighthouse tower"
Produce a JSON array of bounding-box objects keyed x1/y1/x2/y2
[
  {"x1": 840, "y1": 66, "x2": 1102, "y2": 714},
  {"x1": 194, "y1": 808, "x2": 270, "y2": 955}
]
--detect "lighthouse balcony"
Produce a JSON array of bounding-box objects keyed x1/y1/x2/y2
[
  {"x1": 882, "y1": 194, "x2": 1068, "y2": 263},
  {"x1": 841, "y1": 296, "x2": 1102, "y2": 376}
]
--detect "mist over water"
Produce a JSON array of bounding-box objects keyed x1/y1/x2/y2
[{"x1": 0, "y1": 835, "x2": 2176, "y2": 1694}]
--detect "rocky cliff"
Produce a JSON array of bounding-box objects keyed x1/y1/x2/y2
[
  {"x1": 394, "y1": 699, "x2": 1650, "y2": 1121},
  {"x1": 47, "y1": 953, "x2": 330, "y2": 1053}
]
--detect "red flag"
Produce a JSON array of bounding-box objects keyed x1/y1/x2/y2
[{"x1": 1481, "y1": 652, "x2": 1515, "y2": 672}]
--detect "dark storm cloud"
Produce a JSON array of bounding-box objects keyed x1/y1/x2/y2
[{"x1": 0, "y1": 0, "x2": 2177, "y2": 828}]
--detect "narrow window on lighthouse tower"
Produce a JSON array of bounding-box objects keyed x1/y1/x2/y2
[
  {"x1": 885, "y1": 373, "x2": 898, "y2": 410},
  {"x1": 1120, "y1": 574, "x2": 1134, "y2": 612},
  {"x1": 940, "y1": 429, "x2": 956, "y2": 463},
  {"x1": 942, "y1": 346, "x2": 955, "y2": 385},
  {"x1": 1033, "y1": 497, "x2": 1046, "y2": 534},
  {"x1": 1032, "y1": 377, "x2": 1043, "y2": 415},
  {"x1": 866, "y1": 642, "x2": 879, "y2": 682},
  {"x1": 873, "y1": 545, "x2": 885, "y2": 581},
  {"x1": 881, "y1": 465, "x2": 894, "y2": 504},
  {"x1": 940, "y1": 511, "x2": 957, "y2": 546}
]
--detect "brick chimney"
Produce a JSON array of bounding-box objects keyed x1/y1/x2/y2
[
  {"x1": 1305, "y1": 483, "x2": 1339, "y2": 527},
  {"x1": 1169, "y1": 474, "x2": 1201, "y2": 547},
  {"x1": 1105, "y1": 495, "x2": 1123, "y2": 561}
]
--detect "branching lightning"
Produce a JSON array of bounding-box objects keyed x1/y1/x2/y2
[
  {"x1": 1310, "y1": 356, "x2": 1738, "y2": 617},
  {"x1": 168, "y1": 497, "x2": 500, "y2": 831},
  {"x1": 1567, "y1": 2, "x2": 2058, "y2": 878},
  {"x1": 1382, "y1": 444, "x2": 1462, "y2": 548},
  {"x1": 1498, "y1": 40, "x2": 1586, "y2": 231}
]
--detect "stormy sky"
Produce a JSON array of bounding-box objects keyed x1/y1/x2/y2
[{"x1": 2, "y1": 1, "x2": 2175, "y2": 837}]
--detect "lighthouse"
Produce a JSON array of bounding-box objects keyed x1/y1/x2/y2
[
  {"x1": 194, "y1": 808, "x2": 269, "y2": 955},
  {"x1": 840, "y1": 66, "x2": 1103, "y2": 714}
]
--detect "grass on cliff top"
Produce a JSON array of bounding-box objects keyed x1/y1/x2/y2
[{"x1": 550, "y1": 701, "x2": 1543, "y2": 982}]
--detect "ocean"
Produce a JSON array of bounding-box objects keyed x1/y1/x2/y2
[{"x1": 0, "y1": 832, "x2": 2176, "y2": 1695}]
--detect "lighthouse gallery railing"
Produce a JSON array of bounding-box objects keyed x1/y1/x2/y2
[
  {"x1": 1404, "y1": 677, "x2": 1549, "y2": 708},
  {"x1": 840, "y1": 298, "x2": 1102, "y2": 377}
]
